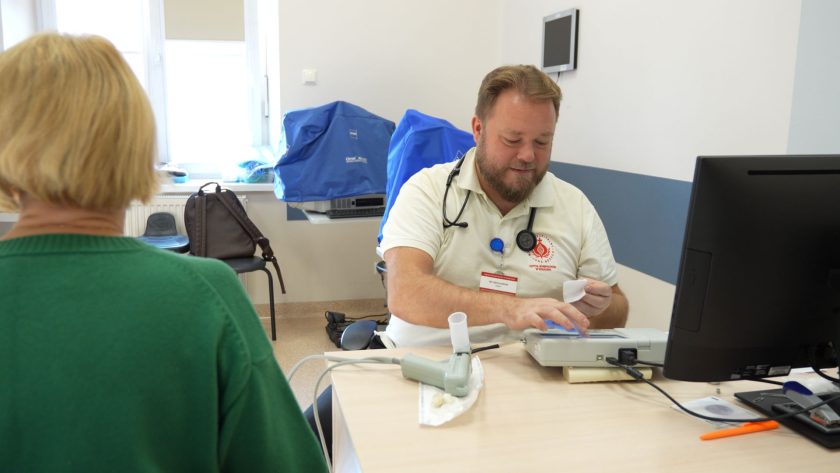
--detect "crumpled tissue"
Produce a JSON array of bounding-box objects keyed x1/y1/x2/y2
[{"x1": 418, "y1": 356, "x2": 484, "y2": 426}]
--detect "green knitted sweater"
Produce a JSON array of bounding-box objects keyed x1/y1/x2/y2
[{"x1": 0, "y1": 234, "x2": 327, "y2": 472}]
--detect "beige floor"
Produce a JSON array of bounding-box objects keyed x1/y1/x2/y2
[{"x1": 254, "y1": 299, "x2": 388, "y2": 407}]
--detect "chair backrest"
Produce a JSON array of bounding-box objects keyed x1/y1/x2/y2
[
  {"x1": 143, "y1": 212, "x2": 178, "y2": 237},
  {"x1": 378, "y1": 109, "x2": 475, "y2": 243}
]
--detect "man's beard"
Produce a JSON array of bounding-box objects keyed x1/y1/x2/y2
[{"x1": 475, "y1": 136, "x2": 547, "y2": 205}]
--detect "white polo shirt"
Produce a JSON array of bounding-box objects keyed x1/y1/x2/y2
[{"x1": 380, "y1": 147, "x2": 618, "y2": 347}]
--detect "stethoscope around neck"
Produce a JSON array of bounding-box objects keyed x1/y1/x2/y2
[{"x1": 442, "y1": 154, "x2": 539, "y2": 253}]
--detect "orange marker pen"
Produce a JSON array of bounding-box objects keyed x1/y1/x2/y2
[{"x1": 700, "y1": 420, "x2": 779, "y2": 441}]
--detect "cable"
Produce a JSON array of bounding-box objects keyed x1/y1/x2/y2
[
  {"x1": 471, "y1": 344, "x2": 501, "y2": 354},
  {"x1": 634, "y1": 359, "x2": 664, "y2": 368},
  {"x1": 749, "y1": 378, "x2": 785, "y2": 386},
  {"x1": 812, "y1": 365, "x2": 840, "y2": 384},
  {"x1": 312, "y1": 358, "x2": 401, "y2": 472},
  {"x1": 288, "y1": 354, "x2": 399, "y2": 383},
  {"x1": 345, "y1": 313, "x2": 389, "y2": 321},
  {"x1": 604, "y1": 357, "x2": 840, "y2": 424},
  {"x1": 287, "y1": 354, "x2": 401, "y2": 472}
]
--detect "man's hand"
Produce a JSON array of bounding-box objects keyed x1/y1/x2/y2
[
  {"x1": 571, "y1": 279, "x2": 613, "y2": 317},
  {"x1": 503, "y1": 297, "x2": 590, "y2": 333}
]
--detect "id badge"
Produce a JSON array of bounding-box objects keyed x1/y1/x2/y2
[{"x1": 479, "y1": 271, "x2": 518, "y2": 295}]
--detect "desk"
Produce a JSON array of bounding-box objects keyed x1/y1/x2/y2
[{"x1": 329, "y1": 344, "x2": 837, "y2": 473}]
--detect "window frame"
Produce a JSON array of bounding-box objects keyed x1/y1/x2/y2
[{"x1": 36, "y1": 0, "x2": 275, "y2": 175}]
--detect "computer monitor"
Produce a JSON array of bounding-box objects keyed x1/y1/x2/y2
[
  {"x1": 664, "y1": 155, "x2": 840, "y2": 383},
  {"x1": 542, "y1": 9, "x2": 579, "y2": 73}
]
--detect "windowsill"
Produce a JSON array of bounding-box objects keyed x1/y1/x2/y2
[{"x1": 159, "y1": 180, "x2": 275, "y2": 194}]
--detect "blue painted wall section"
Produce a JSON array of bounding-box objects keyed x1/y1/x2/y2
[{"x1": 550, "y1": 162, "x2": 691, "y2": 284}]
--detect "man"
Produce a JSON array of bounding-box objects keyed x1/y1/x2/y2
[{"x1": 380, "y1": 64, "x2": 628, "y2": 346}]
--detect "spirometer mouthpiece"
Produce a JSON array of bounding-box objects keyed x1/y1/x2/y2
[{"x1": 448, "y1": 312, "x2": 470, "y2": 354}]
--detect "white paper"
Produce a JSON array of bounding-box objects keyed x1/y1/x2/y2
[
  {"x1": 563, "y1": 279, "x2": 588, "y2": 303},
  {"x1": 418, "y1": 357, "x2": 484, "y2": 426}
]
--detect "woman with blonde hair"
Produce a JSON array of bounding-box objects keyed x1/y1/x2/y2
[{"x1": 0, "y1": 33, "x2": 327, "y2": 472}]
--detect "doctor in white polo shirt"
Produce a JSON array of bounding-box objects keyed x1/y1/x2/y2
[{"x1": 380, "y1": 64, "x2": 629, "y2": 347}]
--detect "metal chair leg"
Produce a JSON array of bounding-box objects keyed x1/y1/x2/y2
[{"x1": 261, "y1": 266, "x2": 276, "y2": 341}]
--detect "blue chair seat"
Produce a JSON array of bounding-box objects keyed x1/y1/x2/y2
[
  {"x1": 138, "y1": 234, "x2": 189, "y2": 252},
  {"x1": 137, "y1": 212, "x2": 189, "y2": 253}
]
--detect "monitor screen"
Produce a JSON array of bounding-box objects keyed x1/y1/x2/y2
[
  {"x1": 542, "y1": 9, "x2": 579, "y2": 73},
  {"x1": 664, "y1": 155, "x2": 840, "y2": 382}
]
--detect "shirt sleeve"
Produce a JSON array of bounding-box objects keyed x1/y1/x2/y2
[
  {"x1": 380, "y1": 171, "x2": 446, "y2": 260},
  {"x1": 577, "y1": 196, "x2": 619, "y2": 286}
]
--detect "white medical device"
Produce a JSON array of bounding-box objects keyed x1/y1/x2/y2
[
  {"x1": 523, "y1": 328, "x2": 667, "y2": 368},
  {"x1": 400, "y1": 312, "x2": 472, "y2": 396}
]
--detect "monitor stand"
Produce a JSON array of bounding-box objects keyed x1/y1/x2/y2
[{"x1": 735, "y1": 388, "x2": 840, "y2": 449}]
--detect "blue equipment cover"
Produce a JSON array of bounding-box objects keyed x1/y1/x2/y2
[
  {"x1": 378, "y1": 109, "x2": 475, "y2": 242},
  {"x1": 274, "y1": 101, "x2": 395, "y2": 202}
]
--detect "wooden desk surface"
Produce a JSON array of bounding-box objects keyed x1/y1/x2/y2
[{"x1": 328, "y1": 343, "x2": 838, "y2": 473}]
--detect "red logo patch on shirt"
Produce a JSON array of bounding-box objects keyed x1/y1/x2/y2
[{"x1": 529, "y1": 235, "x2": 557, "y2": 271}]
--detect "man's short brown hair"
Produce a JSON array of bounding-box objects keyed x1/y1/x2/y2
[{"x1": 475, "y1": 64, "x2": 562, "y2": 121}]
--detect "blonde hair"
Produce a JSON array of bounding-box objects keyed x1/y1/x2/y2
[
  {"x1": 475, "y1": 64, "x2": 562, "y2": 121},
  {"x1": 0, "y1": 33, "x2": 158, "y2": 212}
]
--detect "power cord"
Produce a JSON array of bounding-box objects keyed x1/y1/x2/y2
[
  {"x1": 471, "y1": 344, "x2": 500, "y2": 354},
  {"x1": 605, "y1": 356, "x2": 840, "y2": 424},
  {"x1": 345, "y1": 312, "x2": 389, "y2": 321},
  {"x1": 812, "y1": 366, "x2": 840, "y2": 383}
]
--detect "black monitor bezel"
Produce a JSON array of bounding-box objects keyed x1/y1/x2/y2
[{"x1": 664, "y1": 155, "x2": 840, "y2": 382}]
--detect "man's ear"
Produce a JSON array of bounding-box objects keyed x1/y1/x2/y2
[{"x1": 471, "y1": 116, "x2": 482, "y2": 143}]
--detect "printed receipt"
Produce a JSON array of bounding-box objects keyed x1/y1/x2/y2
[{"x1": 563, "y1": 279, "x2": 588, "y2": 303}]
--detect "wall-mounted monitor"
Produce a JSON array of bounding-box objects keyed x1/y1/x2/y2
[{"x1": 542, "y1": 9, "x2": 579, "y2": 73}]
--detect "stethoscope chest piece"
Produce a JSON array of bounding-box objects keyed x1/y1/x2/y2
[
  {"x1": 516, "y1": 229, "x2": 537, "y2": 252},
  {"x1": 515, "y1": 207, "x2": 539, "y2": 252}
]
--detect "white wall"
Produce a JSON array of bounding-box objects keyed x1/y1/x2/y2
[
  {"x1": 500, "y1": 0, "x2": 801, "y2": 182},
  {"x1": 499, "y1": 0, "x2": 803, "y2": 329},
  {"x1": 243, "y1": 0, "x2": 503, "y2": 303},
  {"x1": 276, "y1": 0, "x2": 501, "y2": 129}
]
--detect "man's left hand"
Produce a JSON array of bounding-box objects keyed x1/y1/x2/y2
[{"x1": 571, "y1": 279, "x2": 613, "y2": 317}]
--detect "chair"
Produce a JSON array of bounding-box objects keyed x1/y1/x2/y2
[
  {"x1": 344, "y1": 110, "x2": 475, "y2": 350},
  {"x1": 222, "y1": 256, "x2": 283, "y2": 341},
  {"x1": 182, "y1": 184, "x2": 286, "y2": 341},
  {"x1": 137, "y1": 212, "x2": 190, "y2": 253}
]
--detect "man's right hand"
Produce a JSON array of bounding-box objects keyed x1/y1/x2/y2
[{"x1": 502, "y1": 297, "x2": 590, "y2": 334}]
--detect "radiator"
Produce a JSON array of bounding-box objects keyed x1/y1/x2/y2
[{"x1": 124, "y1": 195, "x2": 248, "y2": 237}]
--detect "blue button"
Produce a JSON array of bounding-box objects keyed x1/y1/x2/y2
[{"x1": 490, "y1": 238, "x2": 504, "y2": 253}]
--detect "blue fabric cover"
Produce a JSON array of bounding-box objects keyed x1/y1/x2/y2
[
  {"x1": 378, "y1": 109, "x2": 475, "y2": 243},
  {"x1": 274, "y1": 101, "x2": 395, "y2": 201}
]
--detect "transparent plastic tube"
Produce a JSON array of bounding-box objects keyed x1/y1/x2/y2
[{"x1": 448, "y1": 312, "x2": 470, "y2": 354}]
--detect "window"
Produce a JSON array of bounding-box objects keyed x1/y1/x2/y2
[{"x1": 38, "y1": 0, "x2": 275, "y2": 179}]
